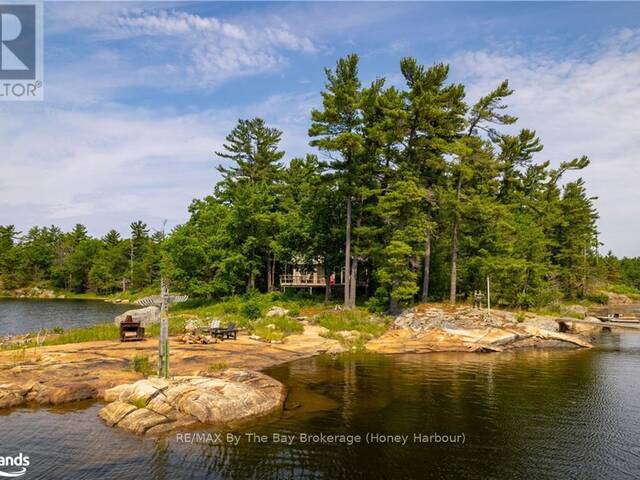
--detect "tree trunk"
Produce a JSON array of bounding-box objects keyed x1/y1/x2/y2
[
  {"x1": 348, "y1": 199, "x2": 364, "y2": 309},
  {"x1": 129, "y1": 239, "x2": 134, "y2": 289},
  {"x1": 325, "y1": 271, "x2": 331, "y2": 302},
  {"x1": 450, "y1": 173, "x2": 463, "y2": 305},
  {"x1": 389, "y1": 296, "x2": 399, "y2": 315},
  {"x1": 349, "y1": 258, "x2": 358, "y2": 309},
  {"x1": 272, "y1": 257, "x2": 276, "y2": 291},
  {"x1": 582, "y1": 244, "x2": 588, "y2": 297},
  {"x1": 450, "y1": 219, "x2": 459, "y2": 304},
  {"x1": 344, "y1": 196, "x2": 352, "y2": 308},
  {"x1": 267, "y1": 254, "x2": 272, "y2": 292},
  {"x1": 421, "y1": 231, "x2": 431, "y2": 303}
]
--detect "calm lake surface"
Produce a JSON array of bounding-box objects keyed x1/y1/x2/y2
[
  {"x1": 2, "y1": 330, "x2": 640, "y2": 479},
  {"x1": 0, "y1": 298, "x2": 134, "y2": 336}
]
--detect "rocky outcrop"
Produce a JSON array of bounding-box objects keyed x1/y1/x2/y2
[
  {"x1": 0, "y1": 323, "x2": 348, "y2": 411},
  {"x1": 99, "y1": 369, "x2": 286, "y2": 435},
  {"x1": 560, "y1": 316, "x2": 603, "y2": 335},
  {"x1": 114, "y1": 306, "x2": 159, "y2": 327},
  {"x1": 366, "y1": 324, "x2": 592, "y2": 354},
  {"x1": 605, "y1": 292, "x2": 635, "y2": 305},
  {"x1": 565, "y1": 305, "x2": 588, "y2": 318},
  {"x1": 392, "y1": 305, "x2": 561, "y2": 332},
  {"x1": 0, "y1": 380, "x2": 97, "y2": 408},
  {"x1": 266, "y1": 306, "x2": 289, "y2": 317},
  {"x1": 367, "y1": 304, "x2": 593, "y2": 354},
  {"x1": 12, "y1": 287, "x2": 56, "y2": 299}
]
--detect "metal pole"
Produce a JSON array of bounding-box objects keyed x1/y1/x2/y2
[{"x1": 486, "y1": 276, "x2": 491, "y2": 317}]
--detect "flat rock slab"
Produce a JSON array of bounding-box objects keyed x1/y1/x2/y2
[
  {"x1": 366, "y1": 325, "x2": 592, "y2": 354},
  {"x1": 0, "y1": 325, "x2": 339, "y2": 411},
  {"x1": 99, "y1": 369, "x2": 286, "y2": 435},
  {"x1": 0, "y1": 380, "x2": 98, "y2": 408}
]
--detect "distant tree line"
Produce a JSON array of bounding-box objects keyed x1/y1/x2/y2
[
  {"x1": 1, "y1": 54, "x2": 636, "y2": 310},
  {"x1": 0, "y1": 222, "x2": 161, "y2": 295}
]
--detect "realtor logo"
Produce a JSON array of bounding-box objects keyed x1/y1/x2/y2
[
  {"x1": 0, "y1": 4, "x2": 35, "y2": 79},
  {"x1": 0, "y1": 453, "x2": 30, "y2": 478}
]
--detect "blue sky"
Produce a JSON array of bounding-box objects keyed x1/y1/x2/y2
[{"x1": 1, "y1": 2, "x2": 639, "y2": 255}]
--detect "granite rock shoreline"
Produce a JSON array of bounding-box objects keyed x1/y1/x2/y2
[{"x1": 0, "y1": 304, "x2": 598, "y2": 433}]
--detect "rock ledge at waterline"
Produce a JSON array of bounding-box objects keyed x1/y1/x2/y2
[
  {"x1": 366, "y1": 305, "x2": 593, "y2": 353},
  {"x1": 99, "y1": 369, "x2": 286, "y2": 435}
]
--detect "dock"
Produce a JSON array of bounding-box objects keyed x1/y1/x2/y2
[{"x1": 557, "y1": 317, "x2": 640, "y2": 331}]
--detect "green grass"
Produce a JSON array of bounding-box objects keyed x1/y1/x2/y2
[
  {"x1": 313, "y1": 309, "x2": 389, "y2": 337},
  {"x1": 146, "y1": 315, "x2": 191, "y2": 336},
  {"x1": 42, "y1": 324, "x2": 120, "y2": 346},
  {"x1": 173, "y1": 291, "x2": 337, "y2": 327},
  {"x1": 532, "y1": 305, "x2": 583, "y2": 319},
  {"x1": 607, "y1": 284, "x2": 640, "y2": 296},
  {"x1": 131, "y1": 354, "x2": 153, "y2": 377},
  {"x1": 253, "y1": 316, "x2": 304, "y2": 341},
  {"x1": 208, "y1": 361, "x2": 228, "y2": 372}
]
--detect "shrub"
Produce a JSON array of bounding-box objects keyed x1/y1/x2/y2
[
  {"x1": 208, "y1": 361, "x2": 228, "y2": 372},
  {"x1": 587, "y1": 293, "x2": 609, "y2": 305},
  {"x1": 222, "y1": 302, "x2": 239, "y2": 314},
  {"x1": 131, "y1": 354, "x2": 153, "y2": 376},
  {"x1": 242, "y1": 301, "x2": 262, "y2": 320},
  {"x1": 52, "y1": 326, "x2": 64, "y2": 334}
]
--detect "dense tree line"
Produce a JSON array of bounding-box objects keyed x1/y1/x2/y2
[
  {"x1": 0, "y1": 222, "x2": 162, "y2": 294},
  {"x1": 163, "y1": 54, "x2": 605, "y2": 311},
  {"x1": 2, "y1": 54, "x2": 636, "y2": 310}
]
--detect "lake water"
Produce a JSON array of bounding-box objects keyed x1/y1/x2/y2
[
  {"x1": 0, "y1": 298, "x2": 134, "y2": 336},
  {"x1": 2, "y1": 330, "x2": 640, "y2": 479}
]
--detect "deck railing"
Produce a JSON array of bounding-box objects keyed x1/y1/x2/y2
[{"x1": 280, "y1": 274, "x2": 326, "y2": 286}]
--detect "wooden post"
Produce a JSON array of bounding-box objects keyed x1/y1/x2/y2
[
  {"x1": 137, "y1": 286, "x2": 187, "y2": 380},
  {"x1": 158, "y1": 278, "x2": 170, "y2": 379}
]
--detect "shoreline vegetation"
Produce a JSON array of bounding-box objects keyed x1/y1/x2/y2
[{"x1": 0, "y1": 288, "x2": 636, "y2": 351}]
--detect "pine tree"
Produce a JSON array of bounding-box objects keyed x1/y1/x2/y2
[
  {"x1": 399, "y1": 58, "x2": 466, "y2": 302},
  {"x1": 448, "y1": 81, "x2": 517, "y2": 304},
  {"x1": 215, "y1": 118, "x2": 284, "y2": 291},
  {"x1": 309, "y1": 54, "x2": 365, "y2": 308}
]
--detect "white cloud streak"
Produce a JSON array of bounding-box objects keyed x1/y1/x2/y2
[{"x1": 49, "y1": 6, "x2": 319, "y2": 87}]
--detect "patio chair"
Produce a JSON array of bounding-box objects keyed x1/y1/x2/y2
[
  {"x1": 200, "y1": 319, "x2": 221, "y2": 335},
  {"x1": 215, "y1": 323, "x2": 238, "y2": 340}
]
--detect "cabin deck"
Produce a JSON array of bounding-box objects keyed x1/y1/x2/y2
[{"x1": 279, "y1": 274, "x2": 343, "y2": 288}]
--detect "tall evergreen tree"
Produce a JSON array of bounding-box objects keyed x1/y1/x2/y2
[
  {"x1": 309, "y1": 54, "x2": 365, "y2": 308},
  {"x1": 215, "y1": 118, "x2": 284, "y2": 291}
]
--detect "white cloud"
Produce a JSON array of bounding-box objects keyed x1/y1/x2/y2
[
  {"x1": 0, "y1": 93, "x2": 315, "y2": 237},
  {"x1": 450, "y1": 29, "x2": 640, "y2": 256},
  {"x1": 48, "y1": 6, "x2": 319, "y2": 88}
]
